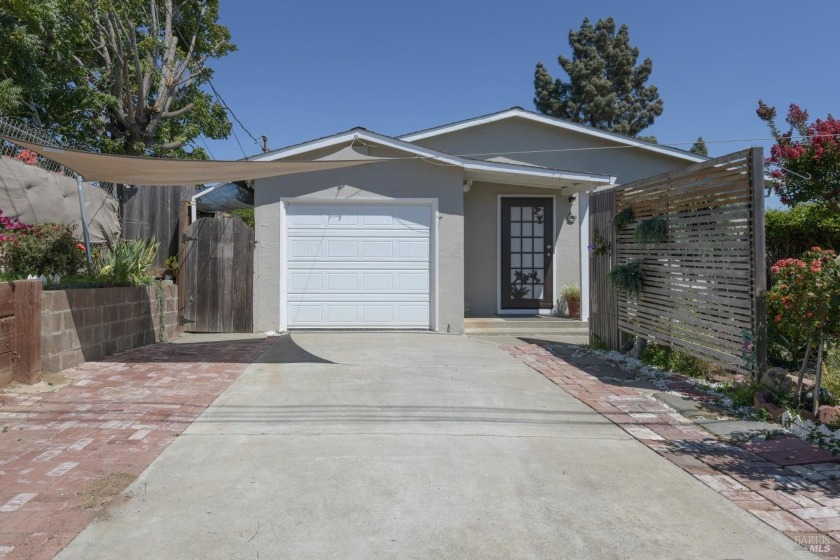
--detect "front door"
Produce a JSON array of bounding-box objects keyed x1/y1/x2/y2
[{"x1": 501, "y1": 198, "x2": 554, "y2": 310}]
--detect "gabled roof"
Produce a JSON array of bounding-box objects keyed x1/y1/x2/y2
[
  {"x1": 249, "y1": 128, "x2": 614, "y2": 190},
  {"x1": 399, "y1": 107, "x2": 707, "y2": 164}
]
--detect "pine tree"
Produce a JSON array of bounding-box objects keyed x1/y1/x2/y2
[
  {"x1": 690, "y1": 137, "x2": 708, "y2": 156},
  {"x1": 534, "y1": 17, "x2": 663, "y2": 137}
]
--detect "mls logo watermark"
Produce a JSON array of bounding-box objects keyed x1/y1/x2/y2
[{"x1": 793, "y1": 534, "x2": 833, "y2": 554}]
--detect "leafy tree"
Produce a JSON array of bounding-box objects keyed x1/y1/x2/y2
[
  {"x1": 0, "y1": 78, "x2": 22, "y2": 114},
  {"x1": 690, "y1": 137, "x2": 708, "y2": 156},
  {"x1": 757, "y1": 100, "x2": 840, "y2": 211},
  {"x1": 533, "y1": 17, "x2": 663, "y2": 137},
  {"x1": 0, "y1": 0, "x2": 234, "y2": 158}
]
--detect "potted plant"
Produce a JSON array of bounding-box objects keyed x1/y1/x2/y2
[{"x1": 561, "y1": 284, "x2": 582, "y2": 318}]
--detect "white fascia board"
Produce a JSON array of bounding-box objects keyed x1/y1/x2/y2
[
  {"x1": 248, "y1": 130, "x2": 463, "y2": 166},
  {"x1": 246, "y1": 129, "x2": 611, "y2": 187},
  {"x1": 400, "y1": 108, "x2": 706, "y2": 164}
]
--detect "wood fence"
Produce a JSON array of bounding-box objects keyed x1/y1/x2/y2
[
  {"x1": 118, "y1": 185, "x2": 194, "y2": 267},
  {"x1": 181, "y1": 217, "x2": 254, "y2": 333},
  {"x1": 589, "y1": 148, "x2": 766, "y2": 375},
  {"x1": 0, "y1": 280, "x2": 42, "y2": 387},
  {"x1": 589, "y1": 189, "x2": 626, "y2": 351}
]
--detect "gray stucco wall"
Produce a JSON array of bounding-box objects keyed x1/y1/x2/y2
[
  {"x1": 253, "y1": 156, "x2": 464, "y2": 334},
  {"x1": 410, "y1": 117, "x2": 694, "y2": 183},
  {"x1": 415, "y1": 116, "x2": 698, "y2": 317},
  {"x1": 464, "y1": 182, "x2": 577, "y2": 316}
]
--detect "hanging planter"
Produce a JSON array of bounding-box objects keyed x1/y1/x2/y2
[
  {"x1": 608, "y1": 261, "x2": 645, "y2": 297},
  {"x1": 633, "y1": 217, "x2": 667, "y2": 245},
  {"x1": 588, "y1": 226, "x2": 611, "y2": 257},
  {"x1": 613, "y1": 207, "x2": 634, "y2": 232}
]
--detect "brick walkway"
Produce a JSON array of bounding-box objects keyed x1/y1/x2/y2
[
  {"x1": 0, "y1": 337, "x2": 275, "y2": 560},
  {"x1": 507, "y1": 343, "x2": 840, "y2": 559}
]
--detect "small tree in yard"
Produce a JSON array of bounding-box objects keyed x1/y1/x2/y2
[
  {"x1": 766, "y1": 248, "x2": 840, "y2": 412},
  {"x1": 757, "y1": 100, "x2": 840, "y2": 211}
]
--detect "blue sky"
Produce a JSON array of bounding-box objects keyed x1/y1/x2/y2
[{"x1": 203, "y1": 1, "x2": 840, "y2": 208}]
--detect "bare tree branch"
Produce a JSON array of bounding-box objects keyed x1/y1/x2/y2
[{"x1": 160, "y1": 102, "x2": 194, "y2": 119}]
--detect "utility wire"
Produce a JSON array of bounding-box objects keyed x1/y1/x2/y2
[
  {"x1": 198, "y1": 136, "x2": 216, "y2": 160},
  {"x1": 206, "y1": 79, "x2": 261, "y2": 151}
]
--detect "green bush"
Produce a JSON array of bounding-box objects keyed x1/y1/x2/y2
[
  {"x1": 229, "y1": 209, "x2": 254, "y2": 228},
  {"x1": 724, "y1": 380, "x2": 766, "y2": 408},
  {"x1": 640, "y1": 343, "x2": 706, "y2": 378},
  {"x1": 766, "y1": 204, "x2": 840, "y2": 269},
  {"x1": 3, "y1": 223, "x2": 87, "y2": 278},
  {"x1": 821, "y1": 344, "x2": 840, "y2": 398}
]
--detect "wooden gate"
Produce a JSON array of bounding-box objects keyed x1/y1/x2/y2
[{"x1": 181, "y1": 217, "x2": 254, "y2": 333}]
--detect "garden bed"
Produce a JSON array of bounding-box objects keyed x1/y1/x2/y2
[{"x1": 573, "y1": 344, "x2": 840, "y2": 454}]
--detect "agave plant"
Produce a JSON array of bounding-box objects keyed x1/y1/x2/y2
[{"x1": 98, "y1": 237, "x2": 159, "y2": 286}]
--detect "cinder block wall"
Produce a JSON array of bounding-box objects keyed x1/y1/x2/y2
[{"x1": 40, "y1": 284, "x2": 179, "y2": 373}]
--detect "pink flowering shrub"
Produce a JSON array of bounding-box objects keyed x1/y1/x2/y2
[
  {"x1": 766, "y1": 247, "x2": 840, "y2": 363},
  {"x1": 0, "y1": 213, "x2": 86, "y2": 278},
  {"x1": 757, "y1": 101, "x2": 840, "y2": 209},
  {"x1": 12, "y1": 149, "x2": 38, "y2": 166}
]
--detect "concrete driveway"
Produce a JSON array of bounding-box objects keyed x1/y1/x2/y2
[{"x1": 57, "y1": 333, "x2": 811, "y2": 559}]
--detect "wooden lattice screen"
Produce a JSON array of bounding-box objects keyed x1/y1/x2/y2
[{"x1": 590, "y1": 148, "x2": 767, "y2": 375}]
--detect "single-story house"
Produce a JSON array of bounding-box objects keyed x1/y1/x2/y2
[{"x1": 247, "y1": 107, "x2": 704, "y2": 334}]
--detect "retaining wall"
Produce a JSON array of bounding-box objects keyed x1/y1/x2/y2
[{"x1": 40, "y1": 284, "x2": 179, "y2": 373}]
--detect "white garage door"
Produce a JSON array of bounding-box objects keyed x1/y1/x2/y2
[{"x1": 285, "y1": 203, "x2": 432, "y2": 329}]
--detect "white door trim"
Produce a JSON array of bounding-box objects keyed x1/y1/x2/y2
[
  {"x1": 579, "y1": 192, "x2": 590, "y2": 322},
  {"x1": 496, "y1": 194, "x2": 557, "y2": 316},
  {"x1": 278, "y1": 197, "x2": 439, "y2": 331}
]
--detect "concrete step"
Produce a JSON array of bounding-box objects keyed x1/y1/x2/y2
[
  {"x1": 464, "y1": 328, "x2": 590, "y2": 336},
  {"x1": 463, "y1": 318, "x2": 588, "y2": 335}
]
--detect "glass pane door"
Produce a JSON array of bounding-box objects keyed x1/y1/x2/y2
[{"x1": 501, "y1": 198, "x2": 554, "y2": 309}]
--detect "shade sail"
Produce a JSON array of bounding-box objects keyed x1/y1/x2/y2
[{"x1": 1, "y1": 136, "x2": 384, "y2": 185}]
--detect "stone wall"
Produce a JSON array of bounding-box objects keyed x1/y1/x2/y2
[{"x1": 40, "y1": 284, "x2": 179, "y2": 373}]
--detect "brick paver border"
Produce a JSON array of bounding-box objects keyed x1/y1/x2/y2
[
  {"x1": 0, "y1": 337, "x2": 275, "y2": 560},
  {"x1": 506, "y1": 343, "x2": 840, "y2": 559}
]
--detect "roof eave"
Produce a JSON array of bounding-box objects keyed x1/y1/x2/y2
[{"x1": 400, "y1": 108, "x2": 707, "y2": 164}]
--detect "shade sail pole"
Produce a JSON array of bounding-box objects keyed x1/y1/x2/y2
[{"x1": 76, "y1": 175, "x2": 93, "y2": 268}]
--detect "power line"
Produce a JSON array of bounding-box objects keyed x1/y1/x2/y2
[
  {"x1": 206, "y1": 79, "x2": 261, "y2": 152},
  {"x1": 457, "y1": 133, "x2": 840, "y2": 159},
  {"x1": 229, "y1": 127, "x2": 248, "y2": 159}
]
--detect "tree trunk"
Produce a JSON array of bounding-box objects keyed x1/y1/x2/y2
[
  {"x1": 813, "y1": 333, "x2": 825, "y2": 415},
  {"x1": 794, "y1": 340, "x2": 812, "y2": 407}
]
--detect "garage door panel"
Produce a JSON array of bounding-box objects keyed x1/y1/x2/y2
[
  {"x1": 288, "y1": 294, "x2": 428, "y2": 303},
  {"x1": 286, "y1": 203, "x2": 432, "y2": 329},
  {"x1": 288, "y1": 302, "x2": 430, "y2": 328},
  {"x1": 288, "y1": 270, "x2": 428, "y2": 294},
  {"x1": 291, "y1": 229, "x2": 429, "y2": 239},
  {"x1": 289, "y1": 204, "x2": 430, "y2": 229},
  {"x1": 289, "y1": 239, "x2": 430, "y2": 261},
  {"x1": 289, "y1": 261, "x2": 427, "y2": 271}
]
